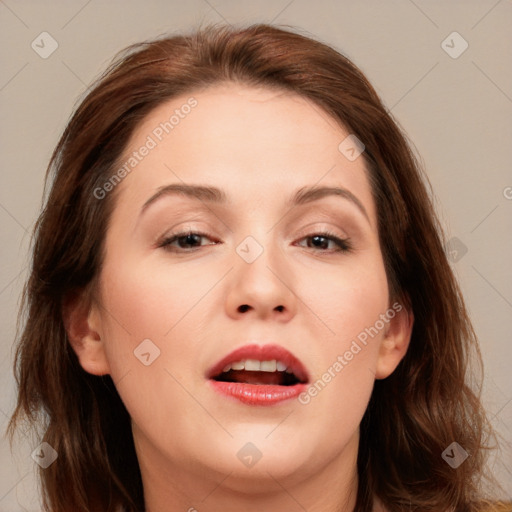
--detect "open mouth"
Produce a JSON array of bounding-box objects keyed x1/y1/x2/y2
[
  {"x1": 211, "y1": 359, "x2": 303, "y2": 386},
  {"x1": 207, "y1": 345, "x2": 309, "y2": 405}
]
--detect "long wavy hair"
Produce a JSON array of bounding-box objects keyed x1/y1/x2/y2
[{"x1": 8, "y1": 23, "x2": 506, "y2": 512}]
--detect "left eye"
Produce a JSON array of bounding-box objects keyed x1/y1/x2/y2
[{"x1": 295, "y1": 232, "x2": 351, "y2": 252}]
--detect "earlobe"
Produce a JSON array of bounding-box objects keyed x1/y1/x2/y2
[
  {"x1": 62, "y1": 291, "x2": 111, "y2": 376},
  {"x1": 374, "y1": 303, "x2": 414, "y2": 380}
]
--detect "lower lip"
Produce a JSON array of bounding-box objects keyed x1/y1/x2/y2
[{"x1": 209, "y1": 380, "x2": 308, "y2": 406}]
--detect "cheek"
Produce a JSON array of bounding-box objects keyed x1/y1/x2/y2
[
  {"x1": 95, "y1": 260, "x2": 208, "y2": 444},
  {"x1": 94, "y1": 260, "x2": 170, "y2": 383},
  {"x1": 298, "y1": 254, "x2": 389, "y2": 345},
  {"x1": 97, "y1": 255, "x2": 212, "y2": 341},
  {"x1": 293, "y1": 256, "x2": 388, "y2": 425},
  {"x1": 96, "y1": 254, "x2": 223, "y2": 395}
]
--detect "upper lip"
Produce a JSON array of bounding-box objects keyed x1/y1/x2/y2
[{"x1": 206, "y1": 343, "x2": 309, "y2": 383}]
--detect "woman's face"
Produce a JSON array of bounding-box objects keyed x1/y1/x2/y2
[{"x1": 76, "y1": 83, "x2": 411, "y2": 498}]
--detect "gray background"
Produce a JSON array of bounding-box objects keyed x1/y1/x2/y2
[{"x1": 1, "y1": 0, "x2": 511, "y2": 509}]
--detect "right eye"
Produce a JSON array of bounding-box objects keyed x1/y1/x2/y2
[{"x1": 159, "y1": 231, "x2": 220, "y2": 252}]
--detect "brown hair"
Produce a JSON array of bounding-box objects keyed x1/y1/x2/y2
[{"x1": 8, "y1": 23, "x2": 505, "y2": 512}]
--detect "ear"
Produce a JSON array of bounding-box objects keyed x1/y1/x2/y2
[
  {"x1": 374, "y1": 301, "x2": 414, "y2": 380},
  {"x1": 62, "y1": 290, "x2": 111, "y2": 376}
]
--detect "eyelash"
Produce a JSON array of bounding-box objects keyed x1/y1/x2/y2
[{"x1": 158, "y1": 230, "x2": 352, "y2": 254}]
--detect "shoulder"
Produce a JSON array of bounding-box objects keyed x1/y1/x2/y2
[{"x1": 480, "y1": 503, "x2": 512, "y2": 512}]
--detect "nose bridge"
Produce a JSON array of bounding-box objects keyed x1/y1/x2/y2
[
  {"x1": 226, "y1": 225, "x2": 297, "y2": 319},
  {"x1": 233, "y1": 201, "x2": 280, "y2": 269},
  {"x1": 236, "y1": 228, "x2": 284, "y2": 288}
]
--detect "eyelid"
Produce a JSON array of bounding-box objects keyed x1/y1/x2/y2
[
  {"x1": 292, "y1": 220, "x2": 349, "y2": 240},
  {"x1": 156, "y1": 228, "x2": 214, "y2": 248},
  {"x1": 153, "y1": 219, "x2": 210, "y2": 245}
]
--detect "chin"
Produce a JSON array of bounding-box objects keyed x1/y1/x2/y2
[
  {"x1": 212, "y1": 455, "x2": 312, "y2": 494},
  {"x1": 190, "y1": 433, "x2": 319, "y2": 489}
]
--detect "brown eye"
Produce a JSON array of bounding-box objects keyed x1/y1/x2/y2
[
  {"x1": 296, "y1": 232, "x2": 352, "y2": 253},
  {"x1": 159, "y1": 231, "x2": 218, "y2": 252}
]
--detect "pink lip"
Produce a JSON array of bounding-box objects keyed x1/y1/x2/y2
[
  {"x1": 206, "y1": 344, "x2": 309, "y2": 406},
  {"x1": 208, "y1": 381, "x2": 308, "y2": 406}
]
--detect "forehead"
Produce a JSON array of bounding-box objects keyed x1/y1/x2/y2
[{"x1": 111, "y1": 83, "x2": 376, "y2": 224}]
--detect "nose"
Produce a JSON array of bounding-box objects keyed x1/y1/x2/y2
[{"x1": 224, "y1": 237, "x2": 298, "y2": 322}]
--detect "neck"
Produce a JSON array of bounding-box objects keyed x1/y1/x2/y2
[{"x1": 136, "y1": 429, "x2": 361, "y2": 512}]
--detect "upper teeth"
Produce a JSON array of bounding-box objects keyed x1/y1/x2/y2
[{"x1": 222, "y1": 359, "x2": 292, "y2": 373}]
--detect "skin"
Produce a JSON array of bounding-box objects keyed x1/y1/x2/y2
[{"x1": 65, "y1": 83, "x2": 413, "y2": 512}]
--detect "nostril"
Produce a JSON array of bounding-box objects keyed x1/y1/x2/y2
[{"x1": 237, "y1": 305, "x2": 285, "y2": 313}]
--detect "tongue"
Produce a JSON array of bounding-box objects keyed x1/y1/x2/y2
[{"x1": 229, "y1": 370, "x2": 285, "y2": 385}]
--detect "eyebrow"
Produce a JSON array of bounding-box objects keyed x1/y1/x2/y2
[{"x1": 140, "y1": 183, "x2": 370, "y2": 222}]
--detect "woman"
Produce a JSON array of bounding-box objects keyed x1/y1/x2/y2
[{"x1": 8, "y1": 23, "x2": 508, "y2": 512}]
